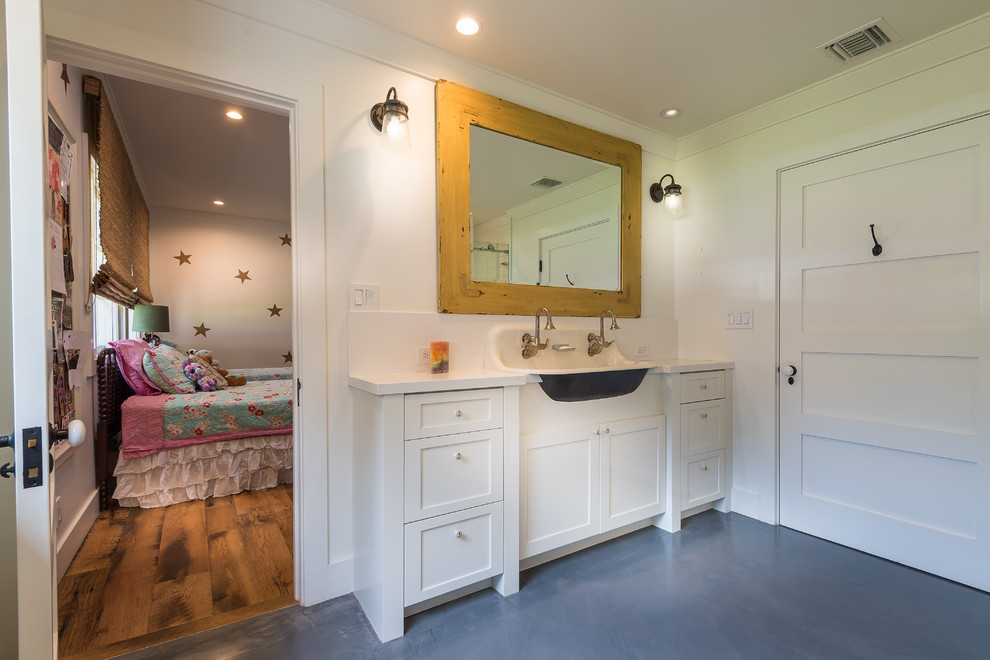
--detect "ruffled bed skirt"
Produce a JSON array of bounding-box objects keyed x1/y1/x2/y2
[{"x1": 113, "y1": 434, "x2": 293, "y2": 508}]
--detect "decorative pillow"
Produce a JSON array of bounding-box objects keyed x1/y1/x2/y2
[
  {"x1": 184, "y1": 355, "x2": 228, "y2": 391},
  {"x1": 108, "y1": 339, "x2": 161, "y2": 396},
  {"x1": 142, "y1": 344, "x2": 196, "y2": 394}
]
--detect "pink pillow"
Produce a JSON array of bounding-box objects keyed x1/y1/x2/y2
[{"x1": 108, "y1": 339, "x2": 161, "y2": 396}]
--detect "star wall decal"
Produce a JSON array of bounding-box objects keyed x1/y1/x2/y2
[
  {"x1": 193, "y1": 323, "x2": 210, "y2": 337},
  {"x1": 235, "y1": 269, "x2": 251, "y2": 283},
  {"x1": 267, "y1": 303, "x2": 283, "y2": 317},
  {"x1": 279, "y1": 233, "x2": 291, "y2": 246},
  {"x1": 281, "y1": 350, "x2": 293, "y2": 364},
  {"x1": 174, "y1": 251, "x2": 192, "y2": 265}
]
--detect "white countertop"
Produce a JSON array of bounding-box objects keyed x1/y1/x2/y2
[
  {"x1": 348, "y1": 359, "x2": 732, "y2": 395},
  {"x1": 348, "y1": 369, "x2": 529, "y2": 395}
]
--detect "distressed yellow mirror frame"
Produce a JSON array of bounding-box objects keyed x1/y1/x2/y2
[{"x1": 436, "y1": 80, "x2": 642, "y2": 317}]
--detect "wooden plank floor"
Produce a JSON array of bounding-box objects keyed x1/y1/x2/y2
[{"x1": 58, "y1": 484, "x2": 294, "y2": 659}]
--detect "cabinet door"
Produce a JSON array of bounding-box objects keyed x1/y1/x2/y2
[
  {"x1": 520, "y1": 426, "x2": 600, "y2": 559},
  {"x1": 600, "y1": 415, "x2": 665, "y2": 532},
  {"x1": 681, "y1": 400, "x2": 725, "y2": 457},
  {"x1": 404, "y1": 502, "x2": 503, "y2": 606},
  {"x1": 404, "y1": 429, "x2": 503, "y2": 522},
  {"x1": 682, "y1": 449, "x2": 725, "y2": 510}
]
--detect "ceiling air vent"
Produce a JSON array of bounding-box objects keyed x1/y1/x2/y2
[
  {"x1": 530, "y1": 177, "x2": 563, "y2": 189},
  {"x1": 820, "y1": 18, "x2": 900, "y2": 62}
]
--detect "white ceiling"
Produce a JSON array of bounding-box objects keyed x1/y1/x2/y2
[
  {"x1": 105, "y1": 75, "x2": 290, "y2": 224},
  {"x1": 317, "y1": 0, "x2": 990, "y2": 138},
  {"x1": 99, "y1": 2, "x2": 988, "y2": 224}
]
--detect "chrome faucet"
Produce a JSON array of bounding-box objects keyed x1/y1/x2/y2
[
  {"x1": 522, "y1": 307, "x2": 555, "y2": 359},
  {"x1": 588, "y1": 310, "x2": 619, "y2": 356}
]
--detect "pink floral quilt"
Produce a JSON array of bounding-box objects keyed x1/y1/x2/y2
[{"x1": 121, "y1": 380, "x2": 293, "y2": 458}]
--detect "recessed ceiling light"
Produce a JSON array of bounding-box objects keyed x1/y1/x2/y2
[
  {"x1": 226, "y1": 110, "x2": 243, "y2": 120},
  {"x1": 660, "y1": 108, "x2": 682, "y2": 119},
  {"x1": 456, "y1": 18, "x2": 481, "y2": 36},
  {"x1": 213, "y1": 200, "x2": 225, "y2": 206}
]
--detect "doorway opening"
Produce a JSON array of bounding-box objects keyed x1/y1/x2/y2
[{"x1": 49, "y1": 59, "x2": 299, "y2": 658}]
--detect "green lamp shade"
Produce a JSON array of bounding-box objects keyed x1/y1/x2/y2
[{"x1": 132, "y1": 304, "x2": 170, "y2": 333}]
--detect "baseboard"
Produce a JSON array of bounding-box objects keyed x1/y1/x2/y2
[
  {"x1": 519, "y1": 518, "x2": 655, "y2": 572},
  {"x1": 57, "y1": 488, "x2": 99, "y2": 582},
  {"x1": 729, "y1": 487, "x2": 760, "y2": 519}
]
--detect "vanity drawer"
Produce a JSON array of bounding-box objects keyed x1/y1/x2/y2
[
  {"x1": 404, "y1": 502, "x2": 503, "y2": 606},
  {"x1": 681, "y1": 449, "x2": 725, "y2": 510},
  {"x1": 404, "y1": 429, "x2": 503, "y2": 522},
  {"x1": 404, "y1": 389, "x2": 503, "y2": 439},
  {"x1": 679, "y1": 370, "x2": 725, "y2": 403},
  {"x1": 680, "y1": 400, "x2": 726, "y2": 457}
]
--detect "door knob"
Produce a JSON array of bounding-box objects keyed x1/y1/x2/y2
[
  {"x1": 53, "y1": 419, "x2": 86, "y2": 447},
  {"x1": 784, "y1": 364, "x2": 797, "y2": 385}
]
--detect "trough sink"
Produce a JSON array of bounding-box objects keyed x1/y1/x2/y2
[{"x1": 484, "y1": 325, "x2": 655, "y2": 402}]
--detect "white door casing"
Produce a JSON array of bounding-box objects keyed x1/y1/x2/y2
[
  {"x1": 778, "y1": 114, "x2": 990, "y2": 590},
  {"x1": 5, "y1": 0, "x2": 57, "y2": 657}
]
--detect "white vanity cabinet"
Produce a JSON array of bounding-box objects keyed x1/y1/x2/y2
[
  {"x1": 351, "y1": 374, "x2": 524, "y2": 643},
  {"x1": 659, "y1": 365, "x2": 733, "y2": 533},
  {"x1": 520, "y1": 414, "x2": 665, "y2": 559}
]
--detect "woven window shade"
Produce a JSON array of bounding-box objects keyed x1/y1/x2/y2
[{"x1": 85, "y1": 76, "x2": 153, "y2": 307}]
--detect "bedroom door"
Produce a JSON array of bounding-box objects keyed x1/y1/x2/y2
[
  {"x1": 2, "y1": 1, "x2": 58, "y2": 658},
  {"x1": 778, "y1": 113, "x2": 990, "y2": 591}
]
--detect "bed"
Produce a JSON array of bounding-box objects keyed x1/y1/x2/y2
[{"x1": 96, "y1": 347, "x2": 293, "y2": 509}]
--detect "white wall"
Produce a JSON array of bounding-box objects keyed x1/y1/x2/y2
[
  {"x1": 46, "y1": 60, "x2": 99, "y2": 578},
  {"x1": 149, "y1": 207, "x2": 292, "y2": 369},
  {"x1": 44, "y1": 0, "x2": 676, "y2": 603},
  {"x1": 673, "y1": 14, "x2": 990, "y2": 523}
]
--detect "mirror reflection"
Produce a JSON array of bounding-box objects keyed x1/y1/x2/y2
[{"x1": 470, "y1": 126, "x2": 621, "y2": 291}]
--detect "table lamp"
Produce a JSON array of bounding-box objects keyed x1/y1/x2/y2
[{"x1": 132, "y1": 304, "x2": 170, "y2": 346}]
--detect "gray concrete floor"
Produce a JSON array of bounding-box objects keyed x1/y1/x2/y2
[{"x1": 118, "y1": 511, "x2": 990, "y2": 659}]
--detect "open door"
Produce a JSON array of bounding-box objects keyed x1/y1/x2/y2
[{"x1": 3, "y1": 1, "x2": 57, "y2": 658}]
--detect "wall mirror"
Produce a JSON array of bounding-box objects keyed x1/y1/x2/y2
[{"x1": 436, "y1": 80, "x2": 642, "y2": 317}]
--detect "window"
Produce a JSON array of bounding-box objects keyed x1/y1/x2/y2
[{"x1": 90, "y1": 154, "x2": 127, "y2": 350}]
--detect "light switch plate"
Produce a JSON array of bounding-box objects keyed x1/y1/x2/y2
[
  {"x1": 726, "y1": 308, "x2": 754, "y2": 329},
  {"x1": 348, "y1": 284, "x2": 379, "y2": 311}
]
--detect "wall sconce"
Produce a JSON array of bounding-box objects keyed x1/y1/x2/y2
[
  {"x1": 370, "y1": 87, "x2": 409, "y2": 144},
  {"x1": 132, "y1": 304, "x2": 170, "y2": 346},
  {"x1": 650, "y1": 174, "x2": 683, "y2": 217}
]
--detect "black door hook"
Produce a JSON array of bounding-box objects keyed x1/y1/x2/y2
[{"x1": 870, "y1": 224, "x2": 883, "y2": 257}]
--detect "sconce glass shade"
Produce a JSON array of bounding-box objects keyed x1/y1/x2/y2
[
  {"x1": 371, "y1": 87, "x2": 409, "y2": 144},
  {"x1": 132, "y1": 304, "x2": 170, "y2": 333},
  {"x1": 650, "y1": 174, "x2": 684, "y2": 217}
]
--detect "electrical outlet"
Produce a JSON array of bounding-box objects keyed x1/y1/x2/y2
[
  {"x1": 416, "y1": 346, "x2": 430, "y2": 366},
  {"x1": 635, "y1": 344, "x2": 650, "y2": 356}
]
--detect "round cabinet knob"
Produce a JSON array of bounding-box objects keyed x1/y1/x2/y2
[
  {"x1": 604, "y1": 428, "x2": 610, "y2": 434},
  {"x1": 701, "y1": 412, "x2": 708, "y2": 419},
  {"x1": 700, "y1": 383, "x2": 708, "y2": 390},
  {"x1": 454, "y1": 452, "x2": 462, "y2": 460},
  {"x1": 594, "y1": 428, "x2": 600, "y2": 435},
  {"x1": 454, "y1": 409, "x2": 463, "y2": 417},
  {"x1": 701, "y1": 464, "x2": 709, "y2": 471},
  {"x1": 455, "y1": 530, "x2": 463, "y2": 539}
]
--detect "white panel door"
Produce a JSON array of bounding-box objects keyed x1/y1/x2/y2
[
  {"x1": 779, "y1": 115, "x2": 990, "y2": 590},
  {"x1": 4, "y1": 0, "x2": 57, "y2": 656},
  {"x1": 539, "y1": 219, "x2": 619, "y2": 290}
]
